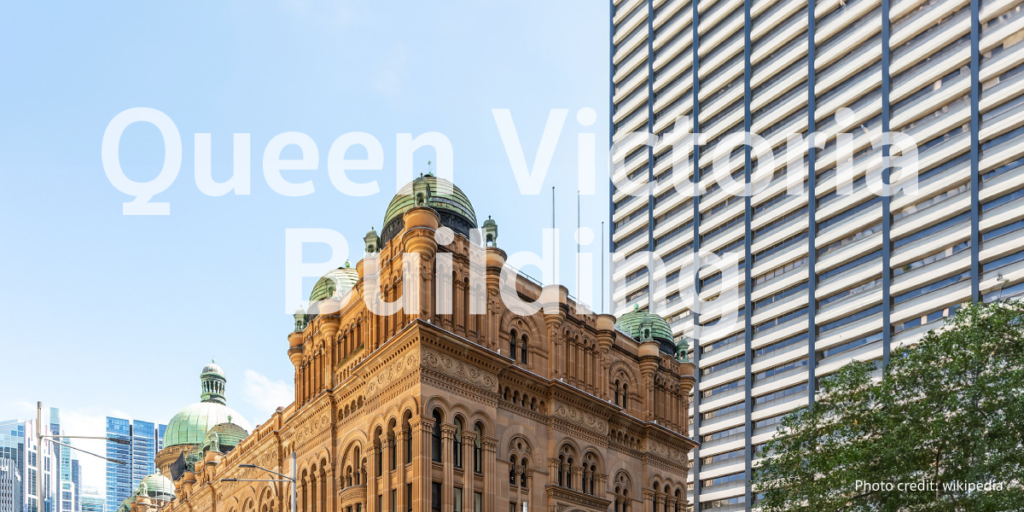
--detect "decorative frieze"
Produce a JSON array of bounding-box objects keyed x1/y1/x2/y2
[{"x1": 552, "y1": 401, "x2": 608, "y2": 436}]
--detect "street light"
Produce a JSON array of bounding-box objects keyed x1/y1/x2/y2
[
  {"x1": 35, "y1": 402, "x2": 128, "y2": 512},
  {"x1": 220, "y1": 452, "x2": 296, "y2": 512}
]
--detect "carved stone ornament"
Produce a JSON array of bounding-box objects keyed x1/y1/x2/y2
[
  {"x1": 366, "y1": 353, "x2": 420, "y2": 398},
  {"x1": 552, "y1": 401, "x2": 608, "y2": 435},
  {"x1": 421, "y1": 348, "x2": 498, "y2": 392}
]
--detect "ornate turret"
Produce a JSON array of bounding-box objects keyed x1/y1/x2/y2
[
  {"x1": 482, "y1": 216, "x2": 498, "y2": 247},
  {"x1": 200, "y1": 360, "x2": 225, "y2": 404},
  {"x1": 293, "y1": 306, "x2": 306, "y2": 333},
  {"x1": 364, "y1": 227, "x2": 381, "y2": 254},
  {"x1": 674, "y1": 336, "x2": 692, "y2": 363}
]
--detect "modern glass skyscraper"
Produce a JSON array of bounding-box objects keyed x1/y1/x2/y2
[
  {"x1": 0, "y1": 420, "x2": 24, "y2": 487},
  {"x1": 609, "y1": 0, "x2": 1024, "y2": 509},
  {"x1": 0, "y1": 458, "x2": 21, "y2": 512},
  {"x1": 79, "y1": 488, "x2": 102, "y2": 512},
  {"x1": 104, "y1": 419, "x2": 164, "y2": 512},
  {"x1": 22, "y1": 418, "x2": 60, "y2": 512}
]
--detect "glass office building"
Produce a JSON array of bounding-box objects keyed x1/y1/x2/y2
[
  {"x1": 0, "y1": 421, "x2": 23, "y2": 512},
  {"x1": 104, "y1": 419, "x2": 164, "y2": 512},
  {"x1": 22, "y1": 418, "x2": 60, "y2": 512},
  {"x1": 608, "y1": 0, "x2": 1024, "y2": 509}
]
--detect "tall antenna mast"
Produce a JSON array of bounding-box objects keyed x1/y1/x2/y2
[{"x1": 552, "y1": 186, "x2": 556, "y2": 285}]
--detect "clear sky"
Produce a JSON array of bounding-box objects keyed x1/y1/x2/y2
[{"x1": 0, "y1": 1, "x2": 610, "y2": 492}]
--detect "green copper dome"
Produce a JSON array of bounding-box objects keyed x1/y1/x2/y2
[
  {"x1": 201, "y1": 361, "x2": 224, "y2": 377},
  {"x1": 203, "y1": 419, "x2": 249, "y2": 453},
  {"x1": 140, "y1": 472, "x2": 176, "y2": 501},
  {"x1": 309, "y1": 261, "x2": 358, "y2": 303},
  {"x1": 380, "y1": 174, "x2": 477, "y2": 246},
  {"x1": 117, "y1": 496, "x2": 135, "y2": 512},
  {"x1": 615, "y1": 305, "x2": 675, "y2": 354},
  {"x1": 163, "y1": 363, "x2": 251, "y2": 448},
  {"x1": 164, "y1": 402, "x2": 251, "y2": 448}
]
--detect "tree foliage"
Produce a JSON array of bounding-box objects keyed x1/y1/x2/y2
[{"x1": 753, "y1": 300, "x2": 1024, "y2": 511}]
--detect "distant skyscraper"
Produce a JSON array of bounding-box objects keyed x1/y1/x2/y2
[
  {"x1": 0, "y1": 421, "x2": 23, "y2": 479},
  {"x1": 0, "y1": 458, "x2": 21, "y2": 512},
  {"x1": 22, "y1": 417, "x2": 60, "y2": 512},
  {"x1": 104, "y1": 420, "x2": 164, "y2": 512},
  {"x1": 69, "y1": 455, "x2": 80, "y2": 512},
  {"x1": 47, "y1": 410, "x2": 75, "y2": 512},
  {"x1": 80, "y1": 492, "x2": 102, "y2": 512},
  {"x1": 0, "y1": 419, "x2": 24, "y2": 512}
]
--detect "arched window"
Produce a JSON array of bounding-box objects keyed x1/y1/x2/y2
[
  {"x1": 473, "y1": 423, "x2": 483, "y2": 473},
  {"x1": 431, "y1": 409, "x2": 442, "y2": 462},
  {"x1": 387, "y1": 421, "x2": 397, "y2": 470},
  {"x1": 453, "y1": 417, "x2": 464, "y2": 468},
  {"x1": 374, "y1": 428, "x2": 383, "y2": 477},
  {"x1": 403, "y1": 412, "x2": 413, "y2": 464},
  {"x1": 353, "y1": 447, "x2": 361, "y2": 484},
  {"x1": 615, "y1": 380, "x2": 621, "y2": 406},
  {"x1": 566, "y1": 458, "x2": 574, "y2": 490},
  {"x1": 557, "y1": 455, "x2": 564, "y2": 486},
  {"x1": 589, "y1": 464, "x2": 596, "y2": 494},
  {"x1": 622, "y1": 383, "x2": 629, "y2": 410},
  {"x1": 509, "y1": 329, "x2": 518, "y2": 360},
  {"x1": 520, "y1": 458, "x2": 528, "y2": 487},
  {"x1": 509, "y1": 456, "x2": 517, "y2": 485},
  {"x1": 520, "y1": 334, "x2": 528, "y2": 364}
]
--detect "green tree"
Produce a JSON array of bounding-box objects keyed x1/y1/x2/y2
[{"x1": 753, "y1": 300, "x2": 1024, "y2": 511}]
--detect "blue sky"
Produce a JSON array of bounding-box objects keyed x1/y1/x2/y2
[{"x1": 0, "y1": 1, "x2": 609, "y2": 490}]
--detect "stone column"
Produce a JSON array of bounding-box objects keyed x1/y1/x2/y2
[
  {"x1": 482, "y1": 438, "x2": 497, "y2": 512},
  {"x1": 380, "y1": 437, "x2": 392, "y2": 512},
  {"x1": 441, "y1": 425, "x2": 456, "y2": 512},
  {"x1": 366, "y1": 445, "x2": 377, "y2": 512},
  {"x1": 413, "y1": 417, "x2": 433, "y2": 512},
  {"x1": 461, "y1": 432, "x2": 475, "y2": 512},
  {"x1": 544, "y1": 316, "x2": 564, "y2": 379},
  {"x1": 643, "y1": 489, "x2": 655, "y2": 512},
  {"x1": 325, "y1": 467, "x2": 336, "y2": 512},
  {"x1": 396, "y1": 430, "x2": 407, "y2": 512},
  {"x1": 301, "y1": 476, "x2": 310, "y2": 512}
]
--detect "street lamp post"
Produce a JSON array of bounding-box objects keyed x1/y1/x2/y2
[
  {"x1": 220, "y1": 452, "x2": 297, "y2": 512},
  {"x1": 35, "y1": 402, "x2": 129, "y2": 512}
]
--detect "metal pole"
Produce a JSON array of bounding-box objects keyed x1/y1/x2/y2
[
  {"x1": 290, "y1": 452, "x2": 296, "y2": 512},
  {"x1": 36, "y1": 402, "x2": 43, "y2": 512},
  {"x1": 601, "y1": 221, "x2": 605, "y2": 313}
]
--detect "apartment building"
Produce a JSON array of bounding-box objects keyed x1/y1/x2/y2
[{"x1": 608, "y1": 0, "x2": 1024, "y2": 509}]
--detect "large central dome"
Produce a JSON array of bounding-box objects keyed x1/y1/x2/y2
[
  {"x1": 163, "y1": 362, "x2": 250, "y2": 448},
  {"x1": 381, "y1": 174, "x2": 477, "y2": 246}
]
